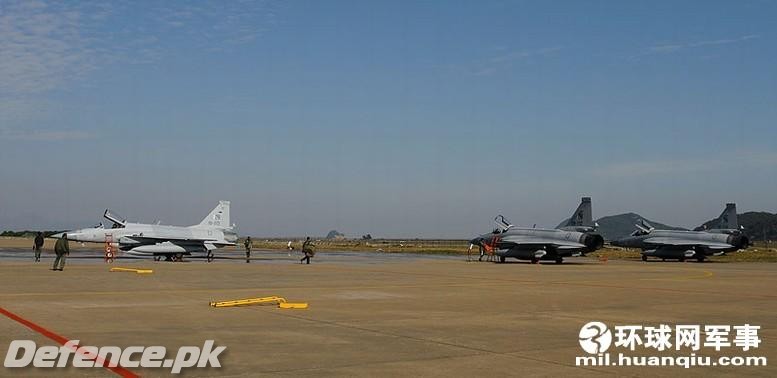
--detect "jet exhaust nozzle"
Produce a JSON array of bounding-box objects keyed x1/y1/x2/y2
[
  {"x1": 581, "y1": 233, "x2": 604, "y2": 251},
  {"x1": 727, "y1": 234, "x2": 750, "y2": 249}
]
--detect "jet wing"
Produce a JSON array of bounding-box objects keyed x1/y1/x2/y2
[
  {"x1": 500, "y1": 235, "x2": 586, "y2": 249},
  {"x1": 643, "y1": 237, "x2": 732, "y2": 249}
]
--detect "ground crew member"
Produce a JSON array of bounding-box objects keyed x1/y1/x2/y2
[
  {"x1": 300, "y1": 237, "x2": 314, "y2": 264},
  {"x1": 53, "y1": 233, "x2": 69, "y2": 271},
  {"x1": 478, "y1": 245, "x2": 485, "y2": 262},
  {"x1": 244, "y1": 236, "x2": 252, "y2": 263},
  {"x1": 33, "y1": 232, "x2": 44, "y2": 262},
  {"x1": 287, "y1": 240, "x2": 293, "y2": 256}
]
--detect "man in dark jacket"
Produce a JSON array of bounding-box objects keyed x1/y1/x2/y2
[
  {"x1": 244, "y1": 237, "x2": 252, "y2": 263},
  {"x1": 53, "y1": 234, "x2": 70, "y2": 271},
  {"x1": 33, "y1": 232, "x2": 44, "y2": 262},
  {"x1": 300, "y1": 237, "x2": 315, "y2": 264}
]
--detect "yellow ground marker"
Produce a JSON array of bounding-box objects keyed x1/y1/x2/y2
[
  {"x1": 209, "y1": 296, "x2": 308, "y2": 309},
  {"x1": 109, "y1": 267, "x2": 154, "y2": 274}
]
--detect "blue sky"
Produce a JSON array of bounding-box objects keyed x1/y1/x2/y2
[{"x1": 1, "y1": 0, "x2": 776, "y2": 238}]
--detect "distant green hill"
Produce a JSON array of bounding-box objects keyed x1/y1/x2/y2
[
  {"x1": 558, "y1": 213, "x2": 685, "y2": 241},
  {"x1": 1, "y1": 230, "x2": 66, "y2": 238},
  {"x1": 325, "y1": 230, "x2": 346, "y2": 240},
  {"x1": 696, "y1": 211, "x2": 777, "y2": 241}
]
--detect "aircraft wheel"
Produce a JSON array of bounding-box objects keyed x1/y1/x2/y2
[
  {"x1": 531, "y1": 258, "x2": 538, "y2": 264},
  {"x1": 175, "y1": 253, "x2": 184, "y2": 262},
  {"x1": 499, "y1": 256, "x2": 506, "y2": 263},
  {"x1": 679, "y1": 257, "x2": 685, "y2": 262},
  {"x1": 641, "y1": 254, "x2": 647, "y2": 262},
  {"x1": 154, "y1": 255, "x2": 162, "y2": 262},
  {"x1": 696, "y1": 256, "x2": 705, "y2": 263},
  {"x1": 555, "y1": 257, "x2": 563, "y2": 264},
  {"x1": 207, "y1": 252, "x2": 215, "y2": 263}
]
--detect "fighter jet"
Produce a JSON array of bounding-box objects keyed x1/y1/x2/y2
[
  {"x1": 469, "y1": 197, "x2": 604, "y2": 264},
  {"x1": 52, "y1": 201, "x2": 238, "y2": 261},
  {"x1": 611, "y1": 203, "x2": 750, "y2": 262}
]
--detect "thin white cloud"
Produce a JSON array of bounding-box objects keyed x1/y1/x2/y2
[
  {"x1": 595, "y1": 152, "x2": 777, "y2": 178},
  {"x1": 638, "y1": 34, "x2": 760, "y2": 57},
  {"x1": 594, "y1": 159, "x2": 713, "y2": 177},
  {"x1": 0, "y1": 1, "x2": 119, "y2": 127},
  {"x1": 0, "y1": 0, "x2": 280, "y2": 134},
  {"x1": 0, "y1": 128, "x2": 95, "y2": 141},
  {"x1": 0, "y1": 1, "x2": 97, "y2": 96},
  {"x1": 473, "y1": 46, "x2": 564, "y2": 76},
  {"x1": 153, "y1": 1, "x2": 279, "y2": 48},
  {"x1": 488, "y1": 46, "x2": 564, "y2": 64}
]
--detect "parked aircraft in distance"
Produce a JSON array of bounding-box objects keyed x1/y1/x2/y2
[
  {"x1": 611, "y1": 203, "x2": 750, "y2": 262},
  {"x1": 470, "y1": 197, "x2": 604, "y2": 264}
]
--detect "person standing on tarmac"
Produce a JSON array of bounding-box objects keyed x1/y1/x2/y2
[
  {"x1": 244, "y1": 236, "x2": 252, "y2": 263},
  {"x1": 300, "y1": 237, "x2": 314, "y2": 264},
  {"x1": 33, "y1": 232, "x2": 44, "y2": 262},
  {"x1": 52, "y1": 233, "x2": 69, "y2": 271}
]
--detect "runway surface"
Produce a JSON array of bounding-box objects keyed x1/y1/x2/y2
[{"x1": 1, "y1": 249, "x2": 775, "y2": 377}]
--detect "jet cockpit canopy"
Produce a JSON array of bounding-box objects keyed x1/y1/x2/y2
[
  {"x1": 104, "y1": 209, "x2": 126, "y2": 229},
  {"x1": 493, "y1": 215, "x2": 514, "y2": 233}
]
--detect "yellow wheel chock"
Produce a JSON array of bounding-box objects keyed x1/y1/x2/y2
[
  {"x1": 109, "y1": 267, "x2": 153, "y2": 274},
  {"x1": 278, "y1": 302, "x2": 308, "y2": 309},
  {"x1": 209, "y1": 296, "x2": 308, "y2": 309}
]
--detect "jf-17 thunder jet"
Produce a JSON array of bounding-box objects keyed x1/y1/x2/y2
[
  {"x1": 469, "y1": 197, "x2": 604, "y2": 264},
  {"x1": 611, "y1": 203, "x2": 750, "y2": 262},
  {"x1": 52, "y1": 201, "x2": 237, "y2": 262}
]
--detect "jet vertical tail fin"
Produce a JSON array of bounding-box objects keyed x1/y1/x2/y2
[
  {"x1": 716, "y1": 203, "x2": 738, "y2": 230},
  {"x1": 565, "y1": 197, "x2": 594, "y2": 228},
  {"x1": 197, "y1": 201, "x2": 231, "y2": 229}
]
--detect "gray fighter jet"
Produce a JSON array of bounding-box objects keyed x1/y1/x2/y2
[
  {"x1": 52, "y1": 201, "x2": 237, "y2": 261},
  {"x1": 611, "y1": 203, "x2": 749, "y2": 262},
  {"x1": 469, "y1": 197, "x2": 604, "y2": 264}
]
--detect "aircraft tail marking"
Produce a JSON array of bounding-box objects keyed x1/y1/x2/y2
[
  {"x1": 565, "y1": 197, "x2": 594, "y2": 228},
  {"x1": 716, "y1": 203, "x2": 738, "y2": 230},
  {"x1": 197, "y1": 201, "x2": 231, "y2": 229}
]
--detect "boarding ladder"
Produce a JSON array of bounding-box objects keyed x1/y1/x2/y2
[{"x1": 104, "y1": 234, "x2": 115, "y2": 263}]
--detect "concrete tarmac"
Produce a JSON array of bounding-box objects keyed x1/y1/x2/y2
[{"x1": 1, "y1": 249, "x2": 775, "y2": 377}]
